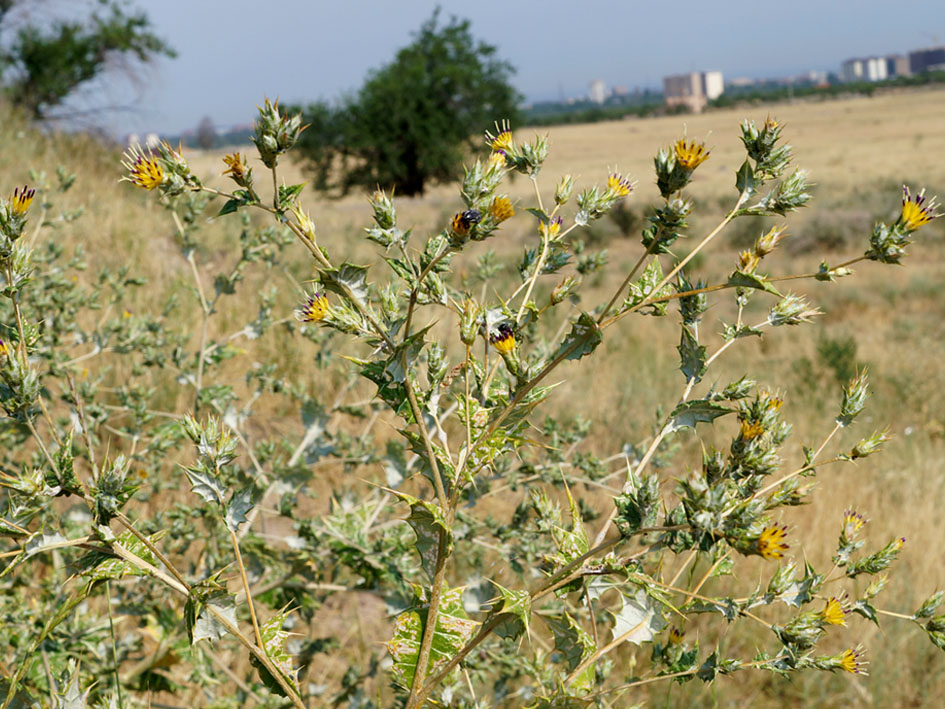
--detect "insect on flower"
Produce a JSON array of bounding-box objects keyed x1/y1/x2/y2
[
  {"x1": 451, "y1": 209, "x2": 482, "y2": 236},
  {"x1": 490, "y1": 322, "x2": 516, "y2": 354}
]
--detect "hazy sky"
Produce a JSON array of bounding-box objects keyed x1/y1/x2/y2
[{"x1": 73, "y1": 0, "x2": 945, "y2": 136}]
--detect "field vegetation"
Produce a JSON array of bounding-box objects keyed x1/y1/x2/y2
[{"x1": 1, "y1": 85, "x2": 944, "y2": 707}]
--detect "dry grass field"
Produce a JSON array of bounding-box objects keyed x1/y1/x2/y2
[{"x1": 3, "y1": 85, "x2": 945, "y2": 706}]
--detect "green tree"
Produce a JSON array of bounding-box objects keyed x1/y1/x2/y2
[
  {"x1": 296, "y1": 9, "x2": 521, "y2": 196},
  {"x1": 0, "y1": 0, "x2": 175, "y2": 119}
]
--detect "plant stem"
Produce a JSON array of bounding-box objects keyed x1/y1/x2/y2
[
  {"x1": 230, "y1": 530, "x2": 264, "y2": 648},
  {"x1": 597, "y1": 240, "x2": 658, "y2": 324},
  {"x1": 105, "y1": 580, "x2": 126, "y2": 707},
  {"x1": 405, "y1": 533, "x2": 451, "y2": 709},
  {"x1": 109, "y1": 541, "x2": 305, "y2": 707}
]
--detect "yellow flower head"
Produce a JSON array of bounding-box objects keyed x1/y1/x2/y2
[
  {"x1": 490, "y1": 322, "x2": 516, "y2": 355},
  {"x1": 0, "y1": 338, "x2": 9, "y2": 357},
  {"x1": 840, "y1": 646, "x2": 867, "y2": 675},
  {"x1": 757, "y1": 523, "x2": 789, "y2": 560},
  {"x1": 674, "y1": 139, "x2": 710, "y2": 170},
  {"x1": 764, "y1": 115, "x2": 780, "y2": 131},
  {"x1": 296, "y1": 292, "x2": 329, "y2": 322},
  {"x1": 489, "y1": 196, "x2": 515, "y2": 223},
  {"x1": 222, "y1": 152, "x2": 249, "y2": 182},
  {"x1": 892, "y1": 536, "x2": 906, "y2": 551},
  {"x1": 737, "y1": 249, "x2": 760, "y2": 273},
  {"x1": 842, "y1": 509, "x2": 867, "y2": 537},
  {"x1": 10, "y1": 185, "x2": 35, "y2": 215},
  {"x1": 540, "y1": 215, "x2": 563, "y2": 240},
  {"x1": 821, "y1": 596, "x2": 849, "y2": 626},
  {"x1": 900, "y1": 186, "x2": 940, "y2": 232},
  {"x1": 487, "y1": 151, "x2": 508, "y2": 172},
  {"x1": 121, "y1": 146, "x2": 165, "y2": 191},
  {"x1": 740, "y1": 420, "x2": 765, "y2": 440},
  {"x1": 668, "y1": 626, "x2": 684, "y2": 644},
  {"x1": 486, "y1": 120, "x2": 514, "y2": 153},
  {"x1": 451, "y1": 209, "x2": 482, "y2": 236},
  {"x1": 607, "y1": 172, "x2": 633, "y2": 198}
]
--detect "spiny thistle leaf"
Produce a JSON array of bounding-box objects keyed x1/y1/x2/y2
[
  {"x1": 543, "y1": 612, "x2": 596, "y2": 690},
  {"x1": 250, "y1": 611, "x2": 300, "y2": 698},
  {"x1": 224, "y1": 486, "x2": 255, "y2": 533},
  {"x1": 185, "y1": 576, "x2": 237, "y2": 645},
  {"x1": 387, "y1": 586, "x2": 479, "y2": 690},
  {"x1": 666, "y1": 399, "x2": 733, "y2": 433},
  {"x1": 555, "y1": 311, "x2": 602, "y2": 362},
  {"x1": 488, "y1": 581, "x2": 532, "y2": 640},
  {"x1": 390, "y1": 490, "x2": 453, "y2": 581},
  {"x1": 610, "y1": 589, "x2": 667, "y2": 645}
]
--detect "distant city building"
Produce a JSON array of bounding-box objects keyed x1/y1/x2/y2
[
  {"x1": 663, "y1": 71, "x2": 723, "y2": 113},
  {"x1": 885, "y1": 54, "x2": 911, "y2": 78},
  {"x1": 612, "y1": 85, "x2": 630, "y2": 97},
  {"x1": 588, "y1": 79, "x2": 606, "y2": 104},
  {"x1": 909, "y1": 46, "x2": 945, "y2": 74},
  {"x1": 728, "y1": 77, "x2": 756, "y2": 88},
  {"x1": 841, "y1": 57, "x2": 887, "y2": 82}
]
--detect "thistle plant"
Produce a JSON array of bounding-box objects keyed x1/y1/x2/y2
[{"x1": 1, "y1": 100, "x2": 943, "y2": 708}]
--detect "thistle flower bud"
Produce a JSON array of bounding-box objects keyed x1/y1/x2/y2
[
  {"x1": 837, "y1": 369, "x2": 869, "y2": 427},
  {"x1": 850, "y1": 429, "x2": 889, "y2": 459},
  {"x1": 222, "y1": 152, "x2": 253, "y2": 189},
  {"x1": 677, "y1": 273, "x2": 708, "y2": 327},
  {"x1": 758, "y1": 169, "x2": 811, "y2": 215},
  {"x1": 551, "y1": 276, "x2": 579, "y2": 305},
  {"x1": 654, "y1": 147, "x2": 688, "y2": 199},
  {"x1": 740, "y1": 116, "x2": 791, "y2": 178},
  {"x1": 846, "y1": 535, "x2": 905, "y2": 578},
  {"x1": 642, "y1": 197, "x2": 692, "y2": 254},
  {"x1": 863, "y1": 573, "x2": 888, "y2": 599},
  {"x1": 776, "y1": 609, "x2": 825, "y2": 649},
  {"x1": 768, "y1": 293, "x2": 820, "y2": 327},
  {"x1": 459, "y1": 298, "x2": 483, "y2": 345},
  {"x1": 427, "y1": 342, "x2": 448, "y2": 383},
  {"x1": 252, "y1": 98, "x2": 305, "y2": 168},
  {"x1": 755, "y1": 225, "x2": 787, "y2": 256},
  {"x1": 554, "y1": 174, "x2": 575, "y2": 205},
  {"x1": 368, "y1": 189, "x2": 396, "y2": 230},
  {"x1": 915, "y1": 591, "x2": 945, "y2": 619}
]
